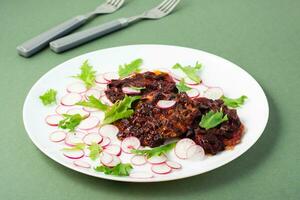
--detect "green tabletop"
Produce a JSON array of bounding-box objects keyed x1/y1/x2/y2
[{"x1": 0, "y1": 0, "x2": 299, "y2": 199}]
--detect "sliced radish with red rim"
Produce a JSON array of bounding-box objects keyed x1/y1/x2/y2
[
  {"x1": 85, "y1": 89, "x2": 102, "y2": 99},
  {"x1": 203, "y1": 87, "x2": 223, "y2": 100},
  {"x1": 63, "y1": 150, "x2": 84, "y2": 159},
  {"x1": 157, "y1": 100, "x2": 176, "y2": 109},
  {"x1": 131, "y1": 155, "x2": 147, "y2": 166},
  {"x1": 83, "y1": 133, "x2": 103, "y2": 145},
  {"x1": 49, "y1": 130, "x2": 66, "y2": 142},
  {"x1": 45, "y1": 114, "x2": 63, "y2": 126},
  {"x1": 121, "y1": 137, "x2": 141, "y2": 153},
  {"x1": 65, "y1": 132, "x2": 85, "y2": 146},
  {"x1": 186, "y1": 88, "x2": 200, "y2": 98},
  {"x1": 185, "y1": 77, "x2": 201, "y2": 85},
  {"x1": 104, "y1": 155, "x2": 121, "y2": 167},
  {"x1": 55, "y1": 105, "x2": 71, "y2": 115},
  {"x1": 103, "y1": 72, "x2": 119, "y2": 81},
  {"x1": 73, "y1": 160, "x2": 91, "y2": 168},
  {"x1": 103, "y1": 144, "x2": 121, "y2": 156},
  {"x1": 166, "y1": 161, "x2": 182, "y2": 169},
  {"x1": 100, "y1": 95, "x2": 113, "y2": 106},
  {"x1": 174, "y1": 138, "x2": 196, "y2": 159},
  {"x1": 99, "y1": 124, "x2": 119, "y2": 138},
  {"x1": 122, "y1": 87, "x2": 141, "y2": 94},
  {"x1": 151, "y1": 163, "x2": 171, "y2": 174},
  {"x1": 147, "y1": 154, "x2": 167, "y2": 164},
  {"x1": 130, "y1": 172, "x2": 153, "y2": 179},
  {"x1": 61, "y1": 93, "x2": 82, "y2": 106},
  {"x1": 186, "y1": 145, "x2": 205, "y2": 160},
  {"x1": 83, "y1": 106, "x2": 99, "y2": 112},
  {"x1": 99, "y1": 137, "x2": 111, "y2": 147},
  {"x1": 78, "y1": 116, "x2": 100, "y2": 130},
  {"x1": 95, "y1": 74, "x2": 109, "y2": 84},
  {"x1": 67, "y1": 108, "x2": 90, "y2": 117},
  {"x1": 100, "y1": 152, "x2": 113, "y2": 166},
  {"x1": 67, "y1": 82, "x2": 87, "y2": 93}
]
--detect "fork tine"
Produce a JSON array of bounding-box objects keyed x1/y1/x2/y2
[
  {"x1": 114, "y1": 0, "x2": 123, "y2": 7},
  {"x1": 160, "y1": 0, "x2": 175, "y2": 12},
  {"x1": 157, "y1": 0, "x2": 172, "y2": 10},
  {"x1": 163, "y1": 0, "x2": 180, "y2": 13},
  {"x1": 106, "y1": 0, "x2": 114, "y2": 5}
]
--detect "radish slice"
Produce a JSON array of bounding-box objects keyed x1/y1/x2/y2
[
  {"x1": 166, "y1": 161, "x2": 182, "y2": 169},
  {"x1": 122, "y1": 87, "x2": 141, "y2": 94},
  {"x1": 186, "y1": 88, "x2": 200, "y2": 98},
  {"x1": 100, "y1": 95, "x2": 113, "y2": 106},
  {"x1": 49, "y1": 130, "x2": 66, "y2": 142},
  {"x1": 131, "y1": 155, "x2": 147, "y2": 166},
  {"x1": 55, "y1": 105, "x2": 71, "y2": 115},
  {"x1": 151, "y1": 163, "x2": 172, "y2": 174},
  {"x1": 85, "y1": 89, "x2": 102, "y2": 99},
  {"x1": 63, "y1": 150, "x2": 84, "y2": 159},
  {"x1": 65, "y1": 132, "x2": 85, "y2": 146},
  {"x1": 78, "y1": 116, "x2": 100, "y2": 130},
  {"x1": 174, "y1": 138, "x2": 196, "y2": 159},
  {"x1": 185, "y1": 77, "x2": 200, "y2": 85},
  {"x1": 121, "y1": 137, "x2": 141, "y2": 153},
  {"x1": 203, "y1": 87, "x2": 223, "y2": 100},
  {"x1": 83, "y1": 133, "x2": 103, "y2": 145},
  {"x1": 147, "y1": 154, "x2": 167, "y2": 164},
  {"x1": 105, "y1": 155, "x2": 121, "y2": 167},
  {"x1": 130, "y1": 172, "x2": 153, "y2": 179},
  {"x1": 67, "y1": 108, "x2": 90, "y2": 117},
  {"x1": 103, "y1": 144, "x2": 121, "y2": 156},
  {"x1": 186, "y1": 145, "x2": 205, "y2": 160},
  {"x1": 61, "y1": 93, "x2": 82, "y2": 106},
  {"x1": 73, "y1": 160, "x2": 91, "y2": 168},
  {"x1": 99, "y1": 137, "x2": 111, "y2": 147},
  {"x1": 99, "y1": 124, "x2": 119, "y2": 138},
  {"x1": 103, "y1": 72, "x2": 119, "y2": 81},
  {"x1": 95, "y1": 74, "x2": 109, "y2": 84},
  {"x1": 67, "y1": 82, "x2": 87, "y2": 93},
  {"x1": 157, "y1": 100, "x2": 176, "y2": 109},
  {"x1": 45, "y1": 114, "x2": 63, "y2": 126},
  {"x1": 83, "y1": 107, "x2": 99, "y2": 112},
  {"x1": 100, "y1": 152, "x2": 113, "y2": 165}
]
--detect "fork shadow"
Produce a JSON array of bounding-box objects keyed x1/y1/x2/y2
[{"x1": 42, "y1": 91, "x2": 279, "y2": 197}]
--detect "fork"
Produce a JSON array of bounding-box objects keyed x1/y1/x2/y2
[
  {"x1": 17, "y1": 0, "x2": 125, "y2": 57},
  {"x1": 50, "y1": 0, "x2": 180, "y2": 53}
]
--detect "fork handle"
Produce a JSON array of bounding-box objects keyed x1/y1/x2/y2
[
  {"x1": 50, "y1": 18, "x2": 129, "y2": 53},
  {"x1": 17, "y1": 15, "x2": 88, "y2": 57}
]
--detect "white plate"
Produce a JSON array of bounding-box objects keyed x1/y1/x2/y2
[{"x1": 23, "y1": 45, "x2": 269, "y2": 182}]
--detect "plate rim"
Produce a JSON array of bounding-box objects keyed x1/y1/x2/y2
[{"x1": 23, "y1": 44, "x2": 269, "y2": 182}]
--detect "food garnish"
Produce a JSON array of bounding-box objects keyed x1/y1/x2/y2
[
  {"x1": 176, "y1": 79, "x2": 192, "y2": 92},
  {"x1": 172, "y1": 62, "x2": 202, "y2": 83},
  {"x1": 94, "y1": 163, "x2": 133, "y2": 176},
  {"x1": 118, "y1": 58, "x2": 143, "y2": 78},
  {"x1": 58, "y1": 114, "x2": 85, "y2": 132},
  {"x1": 88, "y1": 142, "x2": 102, "y2": 160},
  {"x1": 39, "y1": 89, "x2": 57, "y2": 105},
  {"x1": 199, "y1": 110, "x2": 228, "y2": 130},
  {"x1": 131, "y1": 142, "x2": 177, "y2": 158},
  {"x1": 221, "y1": 95, "x2": 248, "y2": 108},
  {"x1": 62, "y1": 143, "x2": 86, "y2": 151},
  {"x1": 73, "y1": 60, "x2": 96, "y2": 88},
  {"x1": 76, "y1": 95, "x2": 109, "y2": 111}
]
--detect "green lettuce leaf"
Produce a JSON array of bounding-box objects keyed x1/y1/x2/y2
[
  {"x1": 94, "y1": 163, "x2": 133, "y2": 176},
  {"x1": 176, "y1": 79, "x2": 192, "y2": 93},
  {"x1": 76, "y1": 95, "x2": 109, "y2": 111},
  {"x1": 199, "y1": 110, "x2": 228, "y2": 130},
  {"x1": 221, "y1": 95, "x2": 248, "y2": 108},
  {"x1": 58, "y1": 114, "x2": 85, "y2": 132},
  {"x1": 131, "y1": 142, "x2": 177, "y2": 158},
  {"x1": 39, "y1": 89, "x2": 57, "y2": 105},
  {"x1": 172, "y1": 62, "x2": 202, "y2": 83},
  {"x1": 73, "y1": 60, "x2": 96, "y2": 88},
  {"x1": 118, "y1": 59, "x2": 143, "y2": 78}
]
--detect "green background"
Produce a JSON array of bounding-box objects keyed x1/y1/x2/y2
[{"x1": 0, "y1": 0, "x2": 299, "y2": 199}]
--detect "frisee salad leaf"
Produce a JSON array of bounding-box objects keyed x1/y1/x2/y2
[
  {"x1": 58, "y1": 114, "x2": 85, "y2": 132},
  {"x1": 39, "y1": 89, "x2": 57, "y2": 105},
  {"x1": 62, "y1": 143, "x2": 86, "y2": 151},
  {"x1": 73, "y1": 60, "x2": 96, "y2": 88},
  {"x1": 176, "y1": 79, "x2": 192, "y2": 93},
  {"x1": 94, "y1": 163, "x2": 133, "y2": 176},
  {"x1": 199, "y1": 110, "x2": 228, "y2": 130},
  {"x1": 221, "y1": 95, "x2": 248, "y2": 108},
  {"x1": 88, "y1": 142, "x2": 102, "y2": 160},
  {"x1": 76, "y1": 95, "x2": 109, "y2": 111},
  {"x1": 172, "y1": 62, "x2": 202, "y2": 83},
  {"x1": 118, "y1": 58, "x2": 143, "y2": 78},
  {"x1": 131, "y1": 142, "x2": 177, "y2": 158},
  {"x1": 103, "y1": 95, "x2": 141, "y2": 124}
]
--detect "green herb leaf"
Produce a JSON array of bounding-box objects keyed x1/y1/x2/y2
[
  {"x1": 58, "y1": 114, "x2": 85, "y2": 132},
  {"x1": 199, "y1": 110, "x2": 228, "y2": 130},
  {"x1": 73, "y1": 60, "x2": 96, "y2": 88},
  {"x1": 172, "y1": 62, "x2": 202, "y2": 83},
  {"x1": 76, "y1": 95, "x2": 109, "y2": 111},
  {"x1": 62, "y1": 143, "x2": 86, "y2": 151},
  {"x1": 131, "y1": 142, "x2": 177, "y2": 158},
  {"x1": 129, "y1": 86, "x2": 146, "y2": 91},
  {"x1": 88, "y1": 142, "x2": 102, "y2": 160},
  {"x1": 221, "y1": 95, "x2": 248, "y2": 108},
  {"x1": 39, "y1": 89, "x2": 57, "y2": 105},
  {"x1": 176, "y1": 79, "x2": 192, "y2": 93},
  {"x1": 103, "y1": 95, "x2": 141, "y2": 124},
  {"x1": 118, "y1": 59, "x2": 143, "y2": 79},
  {"x1": 94, "y1": 163, "x2": 133, "y2": 176}
]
